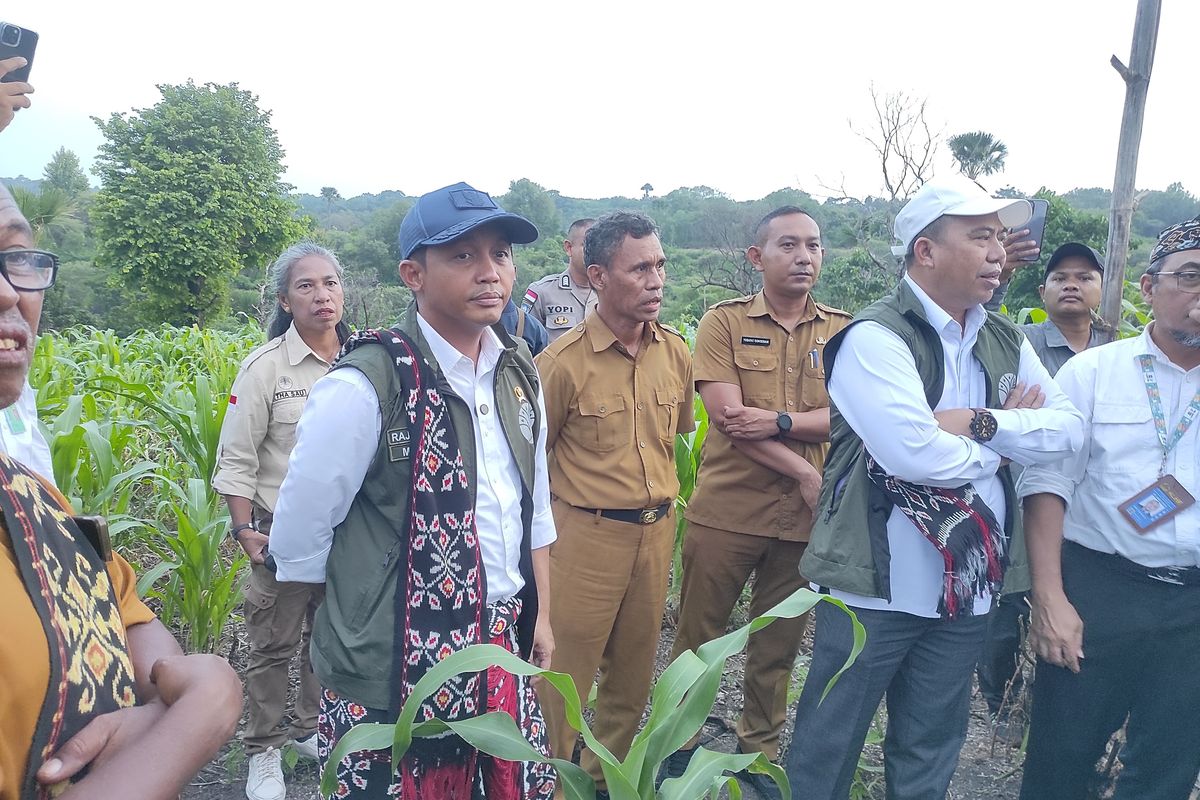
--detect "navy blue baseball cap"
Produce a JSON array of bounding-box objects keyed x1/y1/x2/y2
[
  {"x1": 1045, "y1": 242, "x2": 1104, "y2": 277},
  {"x1": 398, "y1": 182, "x2": 539, "y2": 260}
]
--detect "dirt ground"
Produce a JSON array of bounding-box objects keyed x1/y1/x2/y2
[{"x1": 180, "y1": 600, "x2": 1028, "y2": 800}]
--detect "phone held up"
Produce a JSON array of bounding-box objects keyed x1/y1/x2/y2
[
  {"x1": 0, "y1": 22, "x2": 37, "y2": 83},
  {"x1": 1014, "y1": 198, "x2": 1050, "y2": 263}
]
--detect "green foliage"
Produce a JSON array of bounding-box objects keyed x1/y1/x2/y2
[
  {"x1": 501, "y1": 178, "x2": 563, "y2": 240},
  {"x1": 41, "y1": 147, "x2": 90, "y2": 198},
  {"x1": 320, "y1": 588, "x2": 865, "y2": 800},
  {"x1": 90, "y1": 81, "x2": 309, "y2": 327},
  {"x1": 947, "y1": 131, "x2": 1008, "y2": 180},
  {"x1": 8, "y1": 184, "x2": 82, "y2": 249},
  {"x1": 815, "y1": 248, "x2": 900, "y2": 314}
]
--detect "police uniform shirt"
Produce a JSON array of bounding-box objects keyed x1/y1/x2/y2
[
  {"x1": 212, "y1": 323, "x2": 333, "y2": 512},
  {"x1": 687, "y1": 293, "x2": 851, "y2": 541},
  {"x1": 536, "y1": 313, "x2": 694, "y2": 510},
  {"x1": 522, "y1": 269, "x2": 599, "y2": 342}
]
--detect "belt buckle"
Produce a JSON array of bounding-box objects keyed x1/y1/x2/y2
[{"x1": 639, "y1": 508, "x2": 659, "y2": 525}]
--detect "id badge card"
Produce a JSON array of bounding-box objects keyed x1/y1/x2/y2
[{"x1": 1118, "y1": 474, "x2": 1196, "y2": 533}]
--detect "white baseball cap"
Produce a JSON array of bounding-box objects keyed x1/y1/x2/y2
[{"x1": 892, "y1": 176, "x2": 1032, "y2": 257}]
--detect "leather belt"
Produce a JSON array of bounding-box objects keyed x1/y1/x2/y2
[{"x1": 579, "y1": 502, "x2": 671, "y2": 525}]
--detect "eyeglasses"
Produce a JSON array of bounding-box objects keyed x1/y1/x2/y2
[
  {"x1": 1156, "y1": 270, "x2": 1200, "y2": 294},
  {"x1": 0, "y1": 249, "x2": 59, "y2": 291}
]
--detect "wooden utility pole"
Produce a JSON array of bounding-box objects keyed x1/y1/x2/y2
[{"x1": 1100, "y1": 0, "x2": 1163, "y2": 337}]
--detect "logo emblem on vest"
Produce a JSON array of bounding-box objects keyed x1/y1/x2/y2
[
  {"x1": 387, "y1": 427, "x2": 412, "y2": 462},
  {"x1": 514, "y1": 386, "x2": 535, "y2": 444},
  {"x1": 997, "y1": 373, "x2": 1017, "y2": 405}
]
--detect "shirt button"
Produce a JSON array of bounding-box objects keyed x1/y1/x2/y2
[
  {"x1": 789, "y1": 336, "x2": 794, "y2": 342},
  {"x1": 637, "y1": 402, "x2": 644, "y2": 410},
  {"x1": 648, "y1": 480, "x2": 654, "y2": 488},
  {"x1": 788, "y1": 401, "x2": 795, "y2": 407},
  {"x1": 753, "y1": 359, "x2": 760, "y2": 366},
  {"x1": 479, "y1": 403, "x2": 489, "y2": 415},
  {"x1": 599, "y1": 405, "x2": 606, "y2": 413},
  {"x1": 787, "y1": 367, "x2": 794, "y2": 373},
  {"x1": 639, "y1": 441, "x2": 646, "y2": 448}
]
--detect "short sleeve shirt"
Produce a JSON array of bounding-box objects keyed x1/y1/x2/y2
[
  {"x1": 537, "y1": 313, "x2": 694, "y2": 509},
  {"x1": 212, "y1": 323, "x2": 333, "y2": 512},
  {"x1": 522, "y1": 270, "x2": 599, "y2": 342},
  {"x1": 687, "y1": 293, "x2": 851, "y2": 541},
  {"x1": 1021, "y1": 319, "x2": 1107, "y2": 376}
]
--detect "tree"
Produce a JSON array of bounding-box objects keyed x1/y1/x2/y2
[
  {"x1": 499, "y1": 178, "x2": 562, "y2": 240},
  {"x1": 90, "y1": 81, "x2": 308, "y2": 327},
  {"x1": 8, "y1": 185, "x2": 80, "y2": 248},
  {"x1": 947, "y1": 131, "x2": 1009, "y2": 180},
  {"x1": 320, "y1": 186, "x2": 342, "y2": 210},
  {"x1": 641, "y1": 183, "x2": 654, "y2": 200},
  {"x1": 853, "y1": 86, "x2": 939, "y2": 203},
  {"x1": 41, "y1": 147, "x2": 90, "y2": 198}
]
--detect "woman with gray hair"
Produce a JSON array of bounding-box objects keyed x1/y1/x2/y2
[{"x1": 212, "y1": 242, "x2": 348, "y2": 800}]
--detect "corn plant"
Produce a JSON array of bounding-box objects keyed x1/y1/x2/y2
[
  {"x1": 140, "y1": 477, "x2": 246, "y2": 653},
  {"x1": 671, "y1": 396, "x2": 708, "y2": 598},
  {"x1": 320, "y1": 588, "x2": 865, "y2": 800}
]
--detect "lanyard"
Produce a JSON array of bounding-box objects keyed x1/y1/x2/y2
[{"x1": 1138, "y1": 354, "x2": 1200, "y2": 477}]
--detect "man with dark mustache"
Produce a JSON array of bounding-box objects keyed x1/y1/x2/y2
[
  {"x1": 535, "y1": 211, "x2": 694, "y2": 797},
  {"x1": 269, "y1": 182, "x2": 557, "y2": 799},
  {"x1": 658, "y1": 207, "x2": 849, "y2": 798}
]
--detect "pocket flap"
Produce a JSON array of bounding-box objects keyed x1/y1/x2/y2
[
  {"x1": 734, "y1": 351, "x2": 778, "y2": 371},
  {"x1": 273, "y1": 400, "x2": 304, "y2": 424},
  {"x1": 1092, "y1": 402, "x2": 1151, "y2": 425},
  {"x1": 655, "y1": 387, "x2": 681, "y2": 407},
  {"x1": 579, "y1": 394, "x2": 626, "y2": 418}
]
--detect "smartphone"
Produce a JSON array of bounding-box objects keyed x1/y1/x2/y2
[
  {"x1": 0, "y1": 22, "x2": 37, "y2": 83},
  {"x1": 1015, "y1": 198, "x2": 1050, "y2": 262}
]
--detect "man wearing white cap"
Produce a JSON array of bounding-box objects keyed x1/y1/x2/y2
[{"x1": 784, "y1": 176, "x2": 1084, "y2": 799}]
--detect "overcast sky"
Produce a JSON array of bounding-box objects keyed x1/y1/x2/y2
[{"x1": 2, "y1": 1, "x2": 1194, "y2": 203}]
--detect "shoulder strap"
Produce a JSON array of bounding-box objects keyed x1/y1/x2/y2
[{"x1": 515, "y1": 307, "x2": 527, "y2": 339}]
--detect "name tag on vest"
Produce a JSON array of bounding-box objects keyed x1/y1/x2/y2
[
  {"x1": 741, "y1": 336, "x2": 771, "y2": 347},
  {"x1": 387, "y1": 428, "x2": 411, "y2": 462}
]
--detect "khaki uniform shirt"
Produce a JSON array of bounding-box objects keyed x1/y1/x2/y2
[
  {"x1": 687, "y1": 293, "x2": 851, "y2": 541},
  {"x1": 537, "y1": 313, "x2": 695, "y2": 509},
  {"x1": 523, "y1": 269, "x2": 599, "y2": 342},
  {"x1": 212, "y1": 323, "x2": 333, "y2": 512}
]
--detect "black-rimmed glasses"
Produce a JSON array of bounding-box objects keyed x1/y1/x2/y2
[{"x1": 0, "y1": 249, "x2": 59, "y2": 291}]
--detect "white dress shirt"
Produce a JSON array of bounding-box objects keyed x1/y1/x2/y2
[
  {"x1": 0, "y1": 381, "x2": 54, "y2": 481},
  {"x1": 270, "y1": 318, "x2": 556, "y2": 602},
  {"x1": 825, "y1": 276, "x2": 1084, "y2": 617},
  {"x1": 1019, "y1": 325, "x2": 1200, "y2": 567}
]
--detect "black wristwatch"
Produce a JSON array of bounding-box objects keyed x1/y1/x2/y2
[
  {"x1": 229, "y1": 521, "x2": 258, "y2": 541},
  {"x1": 969, "y1": 409, "x2": 998, "y2": 443},
  {"x1": 776, "y1": 411, "x2": 793, "y2": 439}
]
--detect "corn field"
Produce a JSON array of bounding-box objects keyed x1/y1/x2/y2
[{"x1": 32, "y1": 324, "x2": 265, "y2": 653}]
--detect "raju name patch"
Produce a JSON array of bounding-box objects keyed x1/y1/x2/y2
[{"x1": 387, "y1": 427, "x2": 412, "y2": 462}]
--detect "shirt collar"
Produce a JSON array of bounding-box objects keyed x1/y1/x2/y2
[
  {"x1": 585, "y1": 313, "x2": 663, "y2": 354},
  {"x1": 415, "y1": 313, "x2": 503, "y2": 377},
  {"x1": 284, "y1": 322, "x2": 327, "y2": 367},
  {"x1": 903, "y1": 274, "x2": 987, "y2": 340},
  {"x1": 746, "y1": 291, "x2": 825, "y2": 324}
]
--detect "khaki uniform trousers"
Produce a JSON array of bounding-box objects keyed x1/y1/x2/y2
[
  {"x1": 242, "y1": 512, "x2": 325, "y2": 754},
  {"x1": 541, "y1": 498, "x2": 674, "y2": 788},
  {"x1": 669, "y1": 522, "x2": 810, "y2": 761}
]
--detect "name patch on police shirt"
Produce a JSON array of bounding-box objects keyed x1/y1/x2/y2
[
  {"x1": 741, "y1": 336, "x2": 771, "y2": 347},
  {"x1": 387, "y1": 427, "x2": 412, "y2": 462},
  {"x1": 273, "y1": 389, "x2": 309, "y2": 401}
]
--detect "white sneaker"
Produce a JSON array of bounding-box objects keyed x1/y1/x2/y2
[
  {"x1": 246, "y1": 747, "x2": 286, "y2": 800},
  {"x1": 290, "y1": 732, "x2": 319, "y2": 760}
]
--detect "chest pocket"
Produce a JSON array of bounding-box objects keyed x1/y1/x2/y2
[
  {"x1": 577, "y1": 394, "x2": 630, "y2": 453},
  {"x1": 655, "y1": 387, "x2": 683, "y2": 445},
  {"x1": 1088, "y1": 402, "x2": 1157, "y2": 475},
  {"x1": 270, "y1": 399, "x2": 305, "y2": 448},
  {"x1": 734, "y1": 350, "x2": 778, "y2": 403},
  {"x1": 801, "y1": 346, "x2": 830, "y2": 410}
]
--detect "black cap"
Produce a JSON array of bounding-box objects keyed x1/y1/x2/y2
[{"x1": 1045, "y1": 242, "x2": 1104, "y2": 277}]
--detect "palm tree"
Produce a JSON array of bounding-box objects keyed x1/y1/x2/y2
[
  {"x1": 8, "y1": 185, "x2": 81, "y2": 248},
  {"x1": 320, "y1": 186, "x2": 341, "y2": 210},
  {"x1": 947, "y1": 131, "x2": 1009, "y2": 180},
  {"x1": 640, "y1": 183, "x2": 654, "y2": 200}
]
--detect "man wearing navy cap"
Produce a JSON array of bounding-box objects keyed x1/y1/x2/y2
[{"x1": 271, "y1": 182, "x2": 557, "y2": 799}]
